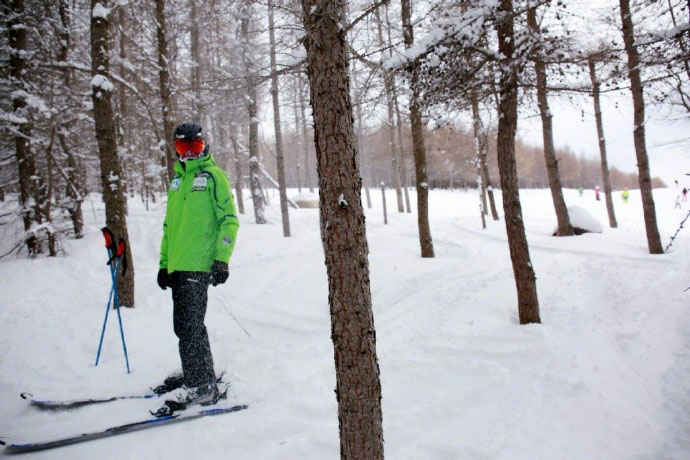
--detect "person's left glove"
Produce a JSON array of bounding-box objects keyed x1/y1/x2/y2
[
  {"x1": 210, "y1": 260, "x2": 229, "y2": 286},
  {"x1": 157, "y1": 268, "x2": 170, "y2": 290}
]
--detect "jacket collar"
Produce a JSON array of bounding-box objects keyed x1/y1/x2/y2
[{"x1": 174, "y1": 154, "x2": 216, "y2": 177}]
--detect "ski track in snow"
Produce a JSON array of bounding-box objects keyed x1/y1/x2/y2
[{"x1": 0, "y1": 187, "x2": 689, "y2": 459}]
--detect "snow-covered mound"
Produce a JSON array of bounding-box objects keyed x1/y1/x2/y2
[
  {"x1": 554, "y1": 205, "x2": 603, "y2": 234},
  {"x1": 292, "y1": 191, "x2": 319, "y2": 208}
]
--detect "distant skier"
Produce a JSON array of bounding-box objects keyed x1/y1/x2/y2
[
  {"x1": 683, "y1": 187, "x2": 688, "y2": 202},
  {"x1": 157, "y1": 122, "x2": 239, "y2": 407},
  {"x1": 578, "y1": 186, "x2": 584, "y2": 197},
  {"x1": 594, "y1": 185, "x2": 600, "y2": 201},
  {"x1": 622, "y1": 188, "x2": 629, "y2": 203}
]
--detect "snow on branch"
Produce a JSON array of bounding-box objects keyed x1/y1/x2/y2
[
  {"x1": 90, "y1": 74, "x2": 114, "y2": 92},
  {"x1": 92, "y1": 3, "x2": 111, "y2": 19}
]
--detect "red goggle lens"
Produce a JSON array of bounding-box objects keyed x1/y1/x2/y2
[{"x1": 174, "y1": 138, "x2": 205, "y2": 157}]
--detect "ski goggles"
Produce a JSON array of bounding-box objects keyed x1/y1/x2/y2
[{"x1": 174, "y1": 138, "x2": 205, "y2": 160}]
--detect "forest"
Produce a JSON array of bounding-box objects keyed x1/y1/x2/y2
[{"x1": 2, "y1": 1, "x2": 689, "y2": 458}]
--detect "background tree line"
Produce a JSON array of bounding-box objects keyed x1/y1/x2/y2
[{"x1": 317, "y1": 123, "x2": 665, "y2": 191}]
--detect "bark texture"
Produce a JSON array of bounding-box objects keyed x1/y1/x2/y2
[
  {"x1": 91, "y1": 0, "x2": 135, "y2": 307},
  {"x1": 155, "y1": 0, "x2": 177, "y2": 181},
  {"x1": 301, "y1": 2, "x2": 384, "y2": 459},
  {"x1": 497, "y1": 0, "x2": 540, "y2": 324},
  {"x1": 402, "y1": 0, "x2": 434, "y2": 258},
  {"x1": 298, "y1": 70, "x2": 314, "y2": 193},
  {"x1": 588, "y1": 57, "x2": 618, "y2": 228},
  {"x1": 619, "y1": 0, "x2": 663, "y2": 254},
  {"x1": 9, "y1": 0, "x2": 40, "y2": 254}
]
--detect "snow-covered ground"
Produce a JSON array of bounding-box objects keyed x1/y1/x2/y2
[{"x1": 1, "y1": 186, "x2": 689, "y2": 459}]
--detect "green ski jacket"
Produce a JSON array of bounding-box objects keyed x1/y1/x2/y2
[{"x1": 159, "y1": 154, "x2": 239, "y2": 273}]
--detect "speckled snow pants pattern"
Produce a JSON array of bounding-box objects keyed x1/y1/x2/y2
[{"x1": 171, "y1": 272, "x2": 216, "y2": 388}]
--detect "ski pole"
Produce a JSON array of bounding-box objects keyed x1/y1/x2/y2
[
  {"x1": 111, "y1": 239, "x2": 131, "y2": 373},
  {"x1": 95, "y1": 228, "x2": 131, "y2": 373},
  {"x1": 95, "y1": 250, "x2": 118, "y2": 367}
]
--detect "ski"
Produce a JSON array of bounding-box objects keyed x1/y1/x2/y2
[
  {"x1": 20, "y1": 391, "x2": 158, "y2": 411},
  {"x1": 21, "y1": 372, "x2": 225, "y2": 411},
  {"x1": 4, "y1": 404, "x2": 248, "y2": 454}
]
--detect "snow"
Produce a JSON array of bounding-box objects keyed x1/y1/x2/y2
[
  {"x1": 92, "y1": 3, "x2": 110, "y2": 19},
  {"x1": 1, "y1": 186, "x2": 689, "y2": 459},
  {"x1": 566, "y1": 205, "x2": 603, "y2": 233},
  {"x1": 90, "y1": 75, "x2": 114, "y2": 92}
]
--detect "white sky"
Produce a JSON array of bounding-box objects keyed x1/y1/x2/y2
[
  {"x1": 519, "y1": 0, "x2": 690, "y2": 186},
  {"x1": 518, "y1": 90, "x2": 690, "y2": 186}
]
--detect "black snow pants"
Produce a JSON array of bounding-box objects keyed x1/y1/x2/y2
[{"x1": 171, "y1": 271, "x2": 216, "y2": 388}]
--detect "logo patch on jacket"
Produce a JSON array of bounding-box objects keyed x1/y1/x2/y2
[
  {"x1": 192, "y1": 175, "x2": 208, "y2": 191},
  {"x1": 171, "y1": 178, "x2": 181, "y2": 191}
]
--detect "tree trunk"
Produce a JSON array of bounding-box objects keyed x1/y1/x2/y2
[
  {"x1": 9, "y1": 0, "x2": 41, "y2": 255},
  {"x1": 190, "y1": 0, "x2": 201, "y2": 123},
  {"x1": 229, "y1": 124, "x2": 245, "y2": 214},
  {"x1": 301, "y1": 2, "x2": 384, "y2": 459},
  {"x1": 58, "y1": 133, "x2": 85, "y2": 239},
  {"x1": 528, "y1": 8, "x2": 573, "y2": 237},
  {"x1": 588, "y1": 56, "x2": 618, "y2": 228},
  {"x1": 384, "y1": 4, "x2": 411, "y2": 214},
  {"x1": 91, "y1": 0, "x2": 135, "y2": 307},
  {"x1": 470, "y1": 88, "x2": 487, "y2": 228},
  {"x1": 116, "y1": 6, "x2": 132, "y2": 199},
  {"x1": 482, "y1": 137, "x2": 499, "y2": 221},
  {"x1": 354, "y1": 86, "x2": 372, "y2": 209},
  {"x1": 155, "y1": 0, "x2": 177, "y2": 181},
  {"x1": 45, "y1": 132, "x2": 57, "y2": 256},
  {"x1": 292, "y1": 74, "x2": 303, "y2": 193},
  {"x1": 497, "y1": 0, "x2": 540, "y2": 324},
  {"x1": 240, "y1": 6, "x2": 266, "y2": 224},
  {"x1": 392, "y1": 83, "x2": 412, "y2": 214},
  {"x1": 57, "y1": 0, "x2": 85, "y2": 239},
  {"x1": 381, "y1": 182, "x2": 388, "y2": 225},
  {"x1": 268, "y1": 0, "x2": 291, "y2": 237},
  {"x1": 619, "y1": 0, "x2": 663, "y2": 254},
  {"x1": 298, "y1": 69, "x2": 314, "y2": 193},
  {"x1": 375, "y1": 8, "x2": 403, "y2": 213},
  {"x1": 401, "y1": 0, "x2": 434, "y2": 258}
]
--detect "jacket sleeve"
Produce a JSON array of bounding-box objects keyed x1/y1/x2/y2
[
  {"x1": 210, "y1": 169, "x2": 239, "y2": 263},
  {"x1": 159, "y1": 206, "x2": 169, "y2": 269}
]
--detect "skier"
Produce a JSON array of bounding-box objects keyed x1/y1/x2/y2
[
  {"x1": 621, "y1": 188, "x2": 629, "y2": 203},
  {"x1": 683, "y1": 187, "x2": 688, "y2": 202},
  {"x1": 594, "y1": 185, "x2": 600, "y2": 201},
  {"x1": 157, "y1": 122, "x2": 239, "y2": 407}
]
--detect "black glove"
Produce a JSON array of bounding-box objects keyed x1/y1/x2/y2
[
  {"x1": 157, "y1": 268, "x2": 170, "y2": 290},
  {"x1": 210, "y1": 260, "x2": 229, "y2": 286}
]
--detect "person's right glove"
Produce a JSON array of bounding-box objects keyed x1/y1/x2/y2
[
  {"x1": 157, "y1": 268, "x2": 170, "y2": 290},
  {"x1": 210, "y1": 260, "x2": 229, "y2": 286}
]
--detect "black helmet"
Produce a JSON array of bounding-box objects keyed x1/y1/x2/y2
[
  {"x1": 173, "y1": 122, "x2": 209, "y2": 160},
  {"x1": 174, "y1": 122, "x2": 203, "y2": 141}
]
